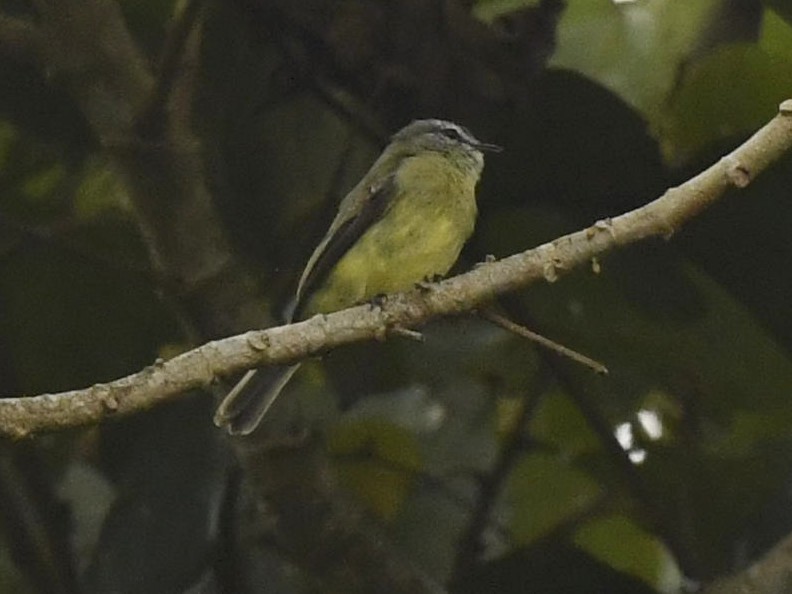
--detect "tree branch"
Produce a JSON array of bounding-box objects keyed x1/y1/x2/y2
[
  {"x1": 704, "y1": 532, "x2": 792, "y2": 594},
  {"x1": 24, "y1": 0, "x2": 261, "y2": 340},
  {"x1": 1, "y1": 100, "x2": 791, "y2": 439},
  {"x1": 137, "y1": 0, "x2": 207, "y2": 135},
  {"x1": 451, "y1": 378, "x2": 542, "y2": 581}
]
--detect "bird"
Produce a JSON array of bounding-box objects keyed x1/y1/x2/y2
[{"x1": 214, "y1": 118, "x2": 500, "y2": 435}]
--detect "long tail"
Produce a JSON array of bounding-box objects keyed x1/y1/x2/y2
[{"x1": 214, "y1": 364, "x2": 301, "y2": 435}]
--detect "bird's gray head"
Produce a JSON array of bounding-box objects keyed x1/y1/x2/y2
[{"x1": 390, "y1": 119, "x2": 500, "y2": 173}]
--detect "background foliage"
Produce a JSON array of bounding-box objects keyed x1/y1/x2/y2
[{"x1": 1, "y1": 0, "x2": 792, "y2": 592}]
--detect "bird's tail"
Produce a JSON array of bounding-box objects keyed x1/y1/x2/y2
[{"x1": 214, "y1": 364, "x2": 301, "y2": 435}]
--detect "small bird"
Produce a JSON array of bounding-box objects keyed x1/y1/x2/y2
[{"x1": 214, "y1": 119, "x2": 500, "y2": 435}]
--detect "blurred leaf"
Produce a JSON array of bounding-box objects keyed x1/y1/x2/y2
[
  {"x1": 73, "y1": 157, "x2": 132, "y2": 220},
  {"x1": 455, "y1": 541, "x2": 658, "y2": 594},
  {"x1": 0, "y1": 122, "x2": 143, "y2": 276},
  {"x1": 55, "y1": 461, "x2": 116, "y2": 572},
  {"x1": 20, "y1": 163, "x2": 66, "y2": 210},
  {"x1": 0, "y1": 120, "x2": 74, "y2": 221},
  {"x1": 346, "y1": 385, "x2": 447, "y2": 435},
  {"x1": 574, "y1": 514, "x2": 682, "y2": 593},
  {"x1": 507, "y1": 452, "x2": 601, "y2": 544},
  {"x1": 529, "y1": 390, "x2": 601, "y2": 458},
  {"x1": 473, "y1": 0, "x2": 539, "y2": 22},
  {"x1": 549, "y1": 0, "x2": 720, "y2": 119},
  {"x1": 763, "y1": 0, "x2": 792, "y2": 24},
  {"x1": 494, "y1": 396, "x2": 525, "y2": 443},
  {"x1": 329, "y1": 420, "x2": 422, "y2": 521},
  {"x1": 330, "y1": 420, "x2": 422, "y2": 471},
  {"x1": 657, "y1": 42, "x2": 792, "y2": 162},
  {"x1": 760, "y1": 7, "x2": 792, "y2": 55}
]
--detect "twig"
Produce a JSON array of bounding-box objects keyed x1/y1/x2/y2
[
  {"x1": 0, "y1": 444, "x2": 78, "y2": 592},
  {"x1": 389, "y1": 326, "x2": 425, "y2": 342},
  {"x1": 137, "y1": 0, "x2": 207, "y2": 137},
  {"x1": 478, "y1": 308, "x2": 608, "y2": 375}
]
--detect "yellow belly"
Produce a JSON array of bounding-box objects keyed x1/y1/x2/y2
[{"x1": 305, "y1": 154, "x2": 478, "y2": 315}]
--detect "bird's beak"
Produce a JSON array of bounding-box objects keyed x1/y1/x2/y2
[{"x1": 475, "y1": 141, "x2": 503, "y2": 153}]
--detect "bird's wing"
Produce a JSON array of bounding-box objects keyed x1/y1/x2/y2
[{"x1": 292, "y1": 174, "x2": 397, "y2": 319}]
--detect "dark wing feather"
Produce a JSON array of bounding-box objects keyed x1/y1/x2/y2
[{"x1": 292, "y1": 175, "x2": 397, "y2": 320}]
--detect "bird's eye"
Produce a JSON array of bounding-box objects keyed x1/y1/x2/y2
[{"x1": 440, "y1": 127, "x2": 463, "y2": 141}]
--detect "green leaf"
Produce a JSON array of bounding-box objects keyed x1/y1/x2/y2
[
  {"x1": 73, "y1": 156, "x2": 131, "y2": 220},
  {"x1": 473, "y1": 0, "x2": 539, "y2": 22},
  {"x1": 507, "y1": 452, "x2": 601, "y2": 543},
  {"x1": 760, "y1": 7, "x2": 792, "y2": 56},
  {"x1": 329, "y1": 420, "x2": 423, "y2": 520},
  {"x1": 574, "y1": 514, "x2": 683, "y2": 593},
  {"x1": 549, "y1": 0, "x2": 719, "y2": 119},
  {"x1": 658, "y1": 42, "x2": 792, "y2": 162},
  {"x1": 762, "y1": 0, "x2": 792, "y2": 25},
  {"x1": 20, "y1": 162, "x2": 65, "y2": 202},
  {"x1": 529, "y1": 391, "x2": 601, "y2": 458}
]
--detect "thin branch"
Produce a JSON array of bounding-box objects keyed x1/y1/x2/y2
[
  {"x1": 0, "y1": 445, "x2": 78, "y2": 593},
  {"x1": 136, "y1": 0, "x2": 206, "y2": 137},
  {"x1": 451, "y1": 383, "x2": 541, "y2": 580},
  {"x1": 479, "y1": 308, "x2": 608, "y2": 375},
  {"x1": 1, "y1": 102, "x2": 792, "y2": 439},
  {"x1": 704, "y1": 532, "x2": 792, "y2": 594}
]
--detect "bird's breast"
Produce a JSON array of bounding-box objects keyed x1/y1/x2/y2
[{"x1": 305, "y1": 154, "x2": 479, "y2": 314}]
